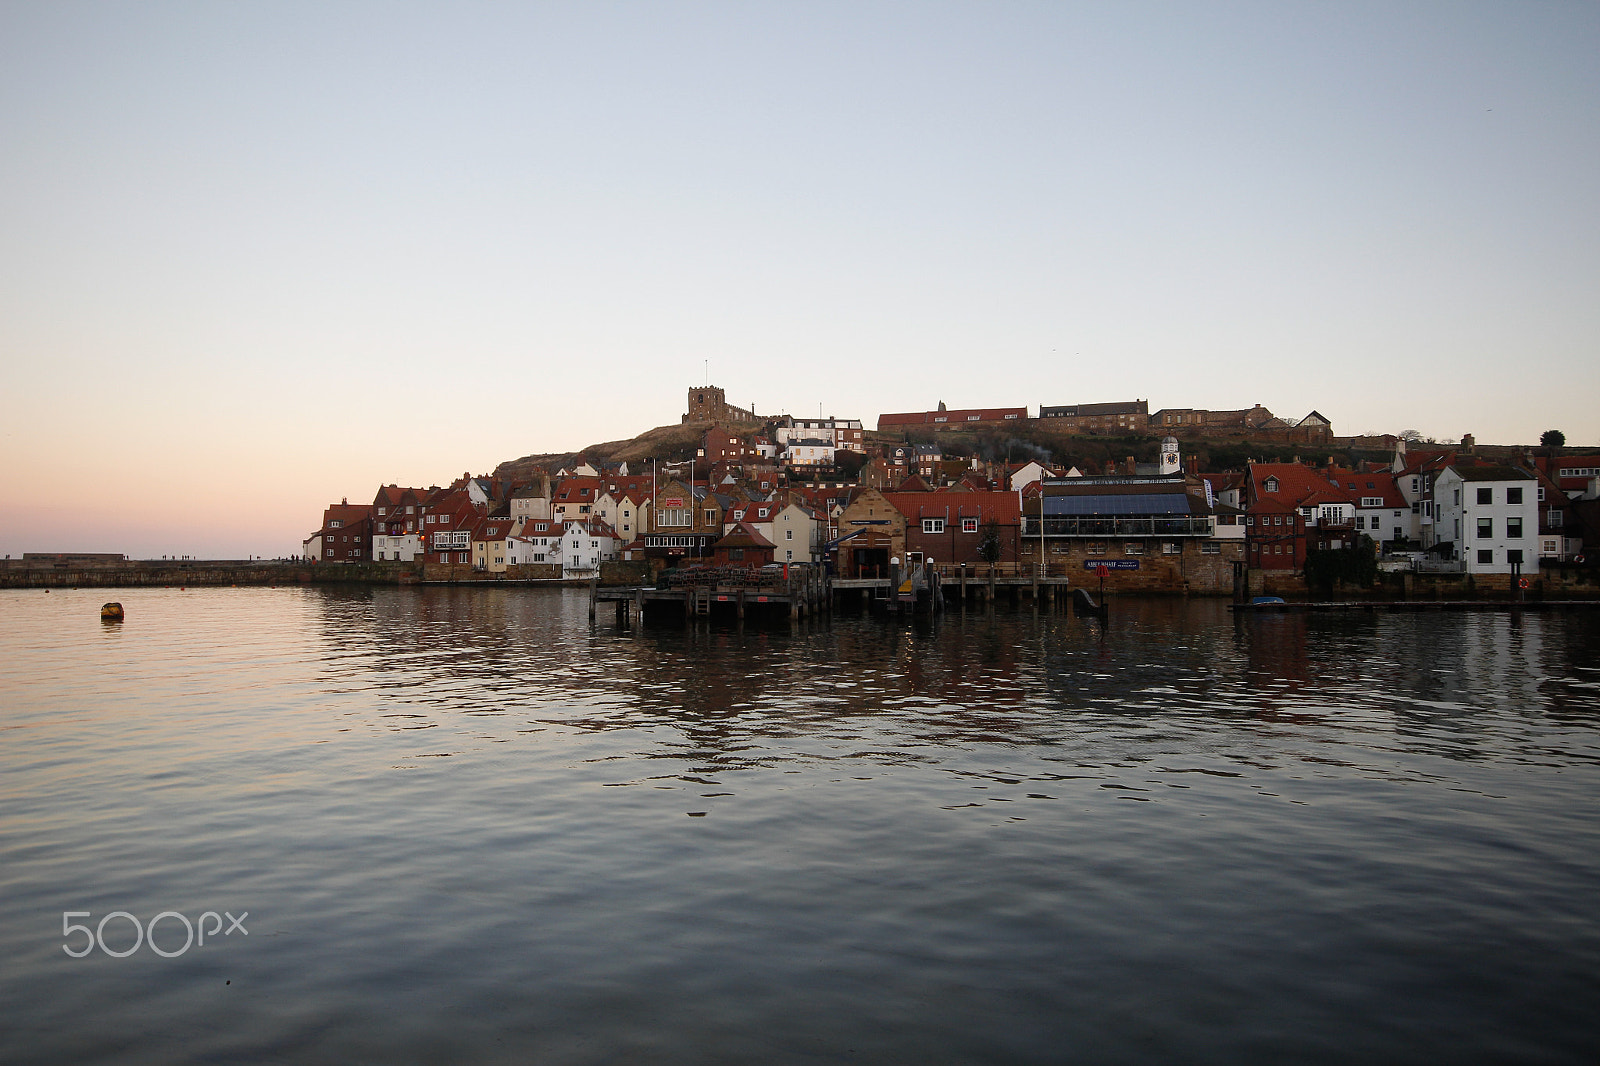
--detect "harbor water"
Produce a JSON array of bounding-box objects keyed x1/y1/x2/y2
[{"x1": 1, "y1": 586, "x2": 1597, "y2": 1063}]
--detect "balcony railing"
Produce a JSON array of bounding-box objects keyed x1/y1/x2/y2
[{"x1": 1022, "y1": 516, "x2": 1214, "y2": 538}]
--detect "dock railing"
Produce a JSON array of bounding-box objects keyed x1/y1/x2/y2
[{"x1": 931, "y1": 562, "x2": 1074, "y2": 580}]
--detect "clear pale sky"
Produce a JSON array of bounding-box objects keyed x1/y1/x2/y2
[{"x1": 3, "y1": 1, "x2": 1597, "y2": 559}]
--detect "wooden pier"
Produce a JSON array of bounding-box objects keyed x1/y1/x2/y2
[{"x1": 591, "y1": 565, "x2": 831, "y2": 624}]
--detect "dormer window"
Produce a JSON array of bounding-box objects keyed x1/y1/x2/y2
[{"x1": 1264, "y1": 477, "x2": 1279, "y2": 493}]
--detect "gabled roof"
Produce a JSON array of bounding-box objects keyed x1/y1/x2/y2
[
  {"x1": 883, "y1": 491, "x2": 1021, "y2": 524},
  {"x1": 1449, "y1": 464, "x2": 1534, "y2": 482},
  {"x1": 715, "y1": 523, "x2": 775, "y2": 549},
  {"x1": 1248, "y1": 463, "x2": 1353, "y2": 509},
  {"x1": 1326, "y1": 468, "x2": 1405, "y2": 508}
]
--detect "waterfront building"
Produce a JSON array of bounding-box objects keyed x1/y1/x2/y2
[
  {"x1": 885, "y1": 490, "x2": 1022, "y2": 569},
  {"x1": 640, "y1": 477, "x2": 724, "y2": 571},
  {"x1": 1431, "y1": 465, "x2": 1539, "y2": 575},
  {"x1": 422, "y1": 489, "x2": 480, "y2": 567},
  {"x1": 832, "y1": 488, "x2": 906, "y2": 578},
  {"x1": 1025, "y1": 474, "x2": 1232, "y2": 585},
  {"x1": 306, "y1": 500, "x2": 375, "y2": 563},
  {"x1": 507, "y1": 518, "x2": 558, "y2": 565},
  {"x1": 1322, "y1": 467, "x2": 1410, "y2": 546},
  {"x1": 471, "y1": 517, "x2": 516, "y2": 573},
  {"x1": 560, "y1": 518, "x2": 621, "y2": 577},
  {"x1": 711, "y1": 523, "x2": 776, "y2": 567}
]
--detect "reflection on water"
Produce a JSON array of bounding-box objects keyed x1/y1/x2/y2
[{"x1": 1, "y1": 587, "x2": 1598, "y2": 1064}]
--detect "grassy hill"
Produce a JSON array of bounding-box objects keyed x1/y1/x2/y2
[{"x1": 492, "y1": 422, "x2": 717, "y2": 480}]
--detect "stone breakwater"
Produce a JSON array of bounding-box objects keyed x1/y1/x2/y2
[{"x1": 0, "y1": 559, "x2": 654, "y2": 589}]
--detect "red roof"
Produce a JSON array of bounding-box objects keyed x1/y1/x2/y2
[
  {"x1": 882, "y1": 491, "x2": 1021, "y2": 525},
  {"x1": 878, "y1": 406, "x2": 1027, "y2": 429}
]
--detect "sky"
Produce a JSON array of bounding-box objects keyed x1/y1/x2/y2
[{"x1": 2, "y1": 1, "x2": 1597, "y2": 559}]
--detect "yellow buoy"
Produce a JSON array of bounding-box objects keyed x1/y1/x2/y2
[{"x1": 101, "y1": 602, "x2": 124, "y2": 621}]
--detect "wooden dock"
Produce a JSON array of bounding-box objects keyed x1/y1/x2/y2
[{"x1": 591, "y1": 566, "x2": 830, "y2": 623}]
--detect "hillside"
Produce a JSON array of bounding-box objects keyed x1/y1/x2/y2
[
  {"x1": 492, "y1": 422, "x2": 716, "y2": 481},
  {"x1": 494, "y1": 417, "x2": 1543, "y2": 484}
]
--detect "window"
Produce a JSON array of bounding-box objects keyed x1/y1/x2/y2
[
  {"x1": 1549, "y1": 510, "x2": 1563, "y2": 528},
  {"x1": 1355, "y1": 517, "x2": 1366, "y2": 530},
  {"x1": 1477, "y1": 487, "x2": 1492, "y2": 504},
  {"x1": 1200, "y1": 543, "x2": 1221, "y2": 554},
  {"x1": 1162, "y1": 542, "x2": 1181, "y2": 554},
  {"x1": 1087, "y1": 542, "x2": 1107, "y2": 555},
  {"x1": 1362, "y1": 497, "x2": 1384, "y2": 507},
  {"x1": 1124, "y1": 541, "x2": 1145, "y2": 555},
  {"x1": 922, "y1": 518, "x2": 945, "y2": 534},
  {"x1": 1477, "y1": 517, "x2": 1493, "y2": 538},
  {"x1": 1478, "y1": 549, "x2": 1493, "y2": 564},
  {"x1": 1506, "y1": 487, "x2": 1523, "y2": 504},
  {"x1": 961, "y1": 518, "x2": 978, "y2": 533},
  {"x1": 785, "y1": 529, "x2": 793, "y2": 540},
  {"x1": 1506, "y1": 517, "x2": 1522, "y2": 539},
  {"x1": 1507, "y1": 549, "x2": 1523, "y2": 564}
]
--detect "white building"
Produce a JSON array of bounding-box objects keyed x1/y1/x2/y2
[
  {"x1": 372, "y1": 531, "x2": 424, "y2": 562},
  {"x1": 783, "y1": 439, "x2": 836, "y2": 467},
  {"x1": 560, "y1": 518, "x2": 621, "y2": 577},
  {"x1": 1432, "y1": 465, "x2": 1538, "y2": 575},
  {"x1": 508, "y1": 518, "x2": 560, "y2": 566},
  {"x1": 774, "y1": 417, "x2": 865, "y2": 452}
]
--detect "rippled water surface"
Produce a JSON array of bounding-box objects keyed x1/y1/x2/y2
[{"x1": 2, "y1": 586, "x2": 1598, "y2": 1063}]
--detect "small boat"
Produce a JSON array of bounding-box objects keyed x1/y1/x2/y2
[{"x1": 1251, "y1": 596, "x2": 1286, "y2": 605}]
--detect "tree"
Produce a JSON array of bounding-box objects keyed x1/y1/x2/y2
[
  {"x1": 832, "y1": 450, "x2": 869, "y2": 480},
  {"x1": 1540, "y1": 429, "x2": 1566, "y2": 451},
  {"x1": 978, "y1": 521, "x2": 1002, "y2": 565}
]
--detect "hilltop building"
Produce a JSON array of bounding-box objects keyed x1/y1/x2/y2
[{"x1": 684, "y1": 385, "x2": 759, "y2": 425}]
